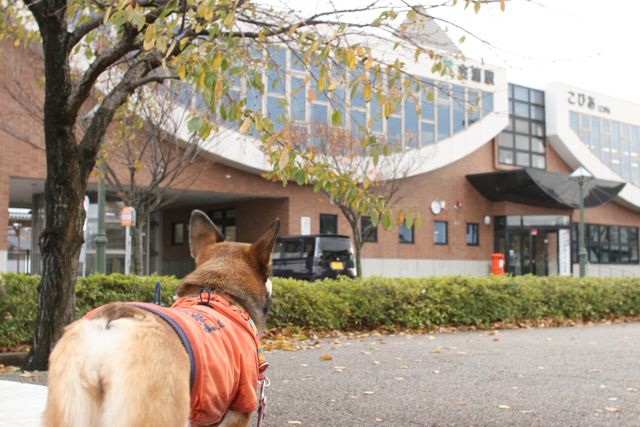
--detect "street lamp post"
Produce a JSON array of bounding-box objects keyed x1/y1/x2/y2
[
  {"x1": 95, "y1": 153, "x2": 108, "y2": 273},
  {"x1": 570, "y1": 167, "x2": 594, "y2": 278}
]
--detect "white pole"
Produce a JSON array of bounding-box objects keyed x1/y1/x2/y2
[{"x1": 125, "y1": 225, "x2": 131, "y2": 275}]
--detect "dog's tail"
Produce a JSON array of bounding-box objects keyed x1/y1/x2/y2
[{"x1": 43, "y1": 306, "x2": 191, "y2": 427}]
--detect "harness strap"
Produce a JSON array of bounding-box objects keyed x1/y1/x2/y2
[{"x1": 130, "y1": 303, "x2": 196, "y2": 391}]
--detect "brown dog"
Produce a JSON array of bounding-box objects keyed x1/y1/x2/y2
[{"x1": 43, "y1": 210, "x2": 279, "y2": 427}]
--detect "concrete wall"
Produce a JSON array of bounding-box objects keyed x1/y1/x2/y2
[
  {"x1": 574, "y1": 263, "x2": 640, "y2": 278},
  {"x1": 362, "y1": 258, "x2": 491, "y2": 277}
]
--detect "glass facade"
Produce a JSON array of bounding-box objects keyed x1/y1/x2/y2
[
  {"x1": 569, "y1": 111, "x2": 640, "y2": 186},
  {"x1": 571, "y1": 223, "x2": 639, "y2": 264},
  {"x1": 498, "y1": 84, "x2": 546, "y2": 169},
  {"x1": 175, "y1": 48, "x2": 494, "y2": 150}
]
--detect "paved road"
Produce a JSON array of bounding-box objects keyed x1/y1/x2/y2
[{"x1": 263, "y1": 323, "x2": 640, "y2": 426}]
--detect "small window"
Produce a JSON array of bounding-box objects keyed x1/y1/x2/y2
[
  {"x1": 320, "y1": 214, "x2": 338, "y2": 234},
  {"x1": 361, "y1": 216, "x2": 378, "y2": 243},
  {"x1": 434, "y1": 221, "x2": 448, "y2": 245},
  {"x1": 399, "y1": 221, "x2": 414, "y2": 244},
  {"x1": 466, "y1": 223, "x2": 479, "y2": 246},
  {"x1": 172, "y1": 222, "x2": 184, "y2": 245}
]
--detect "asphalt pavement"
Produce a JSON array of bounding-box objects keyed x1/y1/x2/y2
[{"x1": 263, "y1": 322, "x2": 640, "y2": 426}]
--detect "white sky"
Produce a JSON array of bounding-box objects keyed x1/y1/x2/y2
[{"x1": 280, "y1": 0, "x2": 640, "y2": 103}]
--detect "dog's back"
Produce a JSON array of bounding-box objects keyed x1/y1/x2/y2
[{"x1": 43, "y1": 303, "x2": 191, "y2": 427}]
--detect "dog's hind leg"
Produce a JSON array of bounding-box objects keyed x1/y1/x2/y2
[
  {"x1": 97, "y1": 313, "x2": 191, "y2": 427},
  {"x1": 43, "y1": 320, "x2": 106, "y2": 427}
]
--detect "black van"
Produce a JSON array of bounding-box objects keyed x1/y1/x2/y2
[{"x1": 271, "y1": 235, "x2": 357, "y2": 281}]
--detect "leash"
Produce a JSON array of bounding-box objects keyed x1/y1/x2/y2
[{"x1": 256, "y1": 373, "x2": 270, "y2": 427}]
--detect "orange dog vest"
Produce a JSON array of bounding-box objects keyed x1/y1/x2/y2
[{"x1": 86, "y1": 295, "x2": 261, "y2": 427}]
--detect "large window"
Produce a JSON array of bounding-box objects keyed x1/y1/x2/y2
[
  {"x1": 498, "y1": 84, "x2": 546, "y2": 169},
  {"x1": 190, "y1": 47, "x2": 495, "y2": 151},
  {"x1": 320, "y1": 214, "x2": 338, "y2": 234},
  {"x1": 434, "y1": 221, "x2": 448, "y2": 245},
  {"x1": 571, "y1": 223, "x2": 639, "y2": 264},
  {"x1": 570, "y1": 111, "x2": 640, "y2": 187}
]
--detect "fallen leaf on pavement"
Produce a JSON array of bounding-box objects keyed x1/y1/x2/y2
[
  {"x1": 457, "y1": 352, "x2": 466, "y2": 356},
  {"x1": 288, "y1": 421, "x2": 302, "y2": 425},
  {"x1": 498, "y1": 404, "x2": 511, "y2": 409},
  {"x1": 320, "y1": 355, "x2": 333, "y2": 361},
  {"x1": 372, "y1": 361, "x2": 380, "y2": 365},
  {"x1": 605, "y1": 407, "x2": 620, "y2": 413},
  {"x1": 363, "y1": 390, "x2": 375, "y2": 395},
  {"x1": 427, "y1": 335, "x2": 436, "y2": 340},
  {"x1": 431, "y1": 348, "x2": 443, "y2": 354},
  {"x1": 626, "y1": 387, "x2": 638, "y2": 392},
  {"x1": 375, "y1": 417, "x2": 384, "y2": 422}
]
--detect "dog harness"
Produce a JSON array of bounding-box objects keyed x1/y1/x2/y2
[{"x1": 85, "y1": 293, "x2": 266, "y2": 427}]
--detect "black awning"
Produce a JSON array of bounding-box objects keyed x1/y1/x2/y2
[{"x1": 466, "y1": 168, "x2": 625, "y2": 209}]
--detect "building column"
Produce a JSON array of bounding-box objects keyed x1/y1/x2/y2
[{"x1": 0, "y1": 173, "x2": 9, "y2": 273}]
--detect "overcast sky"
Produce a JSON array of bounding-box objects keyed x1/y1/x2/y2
[{"x1": 279, "y1": 0, "x2": 640, "y2": 103}]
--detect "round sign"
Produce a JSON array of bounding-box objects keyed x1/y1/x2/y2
[{"x1": 430, "y1": 200, "x2": 442, "y2": 215}]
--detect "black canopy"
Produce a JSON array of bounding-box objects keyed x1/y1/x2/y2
[{"x1": 466, "y1": 168, "x2": 625, "y2": 209}]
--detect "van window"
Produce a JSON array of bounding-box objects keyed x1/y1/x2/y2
[
  {"x1": 283, "y1": 239, "x2": 304, "y2": 258},
  {"x1": 317, "y1": 237, "x2": 352, "y2": 256}
]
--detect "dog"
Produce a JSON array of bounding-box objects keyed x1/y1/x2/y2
[{"x1": 43, "y1": 210, "x2": 279, "y2": 427}]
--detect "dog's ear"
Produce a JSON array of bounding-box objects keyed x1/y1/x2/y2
[
  {"x1": 251, "y1": 220, "x2": 280, "y2": 275},
  {"x1": 189, "y1": 210, "x2": 225, "y2": 261}
]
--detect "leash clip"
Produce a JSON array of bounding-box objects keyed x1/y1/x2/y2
[{"x1": 198, "y1": 288, "x2": 211, "y2": 307}]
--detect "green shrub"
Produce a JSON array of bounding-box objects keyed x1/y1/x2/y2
[{"x1": 1, "y1": 273, "x2": 640, "y2": 349}]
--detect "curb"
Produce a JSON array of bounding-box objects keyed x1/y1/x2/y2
[{"x1": 0, "y1": 352, "x2": 28, "y2": 367}]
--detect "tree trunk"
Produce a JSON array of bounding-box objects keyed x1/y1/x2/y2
[
  {"x1": 132, "y1": 218, "x2": 145, "y2": 275},
  {"x1": 23, "y1": 5, "x2": 89, "y2": 370}
]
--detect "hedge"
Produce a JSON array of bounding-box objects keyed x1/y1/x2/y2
[{"x1": 2, "y1": 273, "x2": 640, "y2": 349}]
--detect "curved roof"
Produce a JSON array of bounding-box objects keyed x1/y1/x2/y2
[{"x1": 467, "y1": 168, "x2": 625, "y2": 209}]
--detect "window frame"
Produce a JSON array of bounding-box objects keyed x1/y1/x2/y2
[
  {"x1": 398, "y1": 221, "x2": 415, "y2": 244},
  {"x1": 361, "y1": 216, "x2": 378, "y2": 243},
  {"x1": 319, "y1": 213, "x2": 338, "y2": 235},
  {"x1": 434, "y1": 220, "x2": 448, "y2": 245},
  {"x1": 172, "y1": 222, "x2": 185, "y2": 246},
  {"x1": 466, "y1": 223, "x2": 479, "y2": 246}
]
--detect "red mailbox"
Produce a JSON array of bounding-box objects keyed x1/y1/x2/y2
[{"x1": 491, "y1": 253, "x2": 505, "y2": 276}]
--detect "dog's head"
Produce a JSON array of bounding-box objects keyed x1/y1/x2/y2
[{"x1": 176, "y1": 210, "x2": 279, "y2": 330}]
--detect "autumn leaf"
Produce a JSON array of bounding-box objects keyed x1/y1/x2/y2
[{"x1": 320, "y1": 355, "x2": 333, "y2": 361}]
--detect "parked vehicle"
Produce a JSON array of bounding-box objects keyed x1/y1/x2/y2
[{"x1": 271, "y1": 235, "x2": 357, "y2": 280}]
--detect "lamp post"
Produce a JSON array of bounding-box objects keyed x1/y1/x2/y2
[
  {"x1": 95, "y1": 153, "x2": 108, "y2": 273},
  {"x1": 570, "y1": 167, "x2": 594, "y2": 278}
]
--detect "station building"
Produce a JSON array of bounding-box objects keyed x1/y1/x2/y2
[{"x1": 1, "y1": 25, "x2": 639, "y2": 278}]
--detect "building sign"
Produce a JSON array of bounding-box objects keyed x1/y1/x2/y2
[
  {"x1": 568, "y1": 90, "x2": 610, "y2": 114},
  {"x1": 558, "y1": 229, "x2": 571, "y2": 276},
  {"x1": 457, "y1": 64, "x2": 495, "y2": 86},
  {"x1": 300, "y1": 216, "x2": 311, "y2": 235},
  {"x1": 120, "y1": 206, "x2": 136, "y2": 227}
]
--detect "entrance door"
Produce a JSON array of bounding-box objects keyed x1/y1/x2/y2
[{"x1": 507, "y1": 230, "x2": 549, "y2": 276}]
